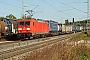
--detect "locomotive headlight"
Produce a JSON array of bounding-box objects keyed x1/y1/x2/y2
[
  {"x1": 27, "y1": 28, "x2": 30, "y2": 30},
  {"x1": 18, "y1": 28, "x2": 22, "y2": 30}
]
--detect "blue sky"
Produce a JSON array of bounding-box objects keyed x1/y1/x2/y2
[{"x1": 0, "y1": 0, "x2": 89, "y2": 23}]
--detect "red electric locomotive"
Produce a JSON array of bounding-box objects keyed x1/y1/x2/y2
[{"x1": 18, "y1": 18, "x2": 49, "y2": 39}]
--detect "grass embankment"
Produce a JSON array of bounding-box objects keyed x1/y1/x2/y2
[
  {"x1": 76, "y1": 31, "x2": 90, "y2": 40},
  {"x1": 21, "y1": 32, "x2": 90, "y2": 60},
  {"x1": 23, "y1": 43, "x2": 90, "y2": 60}
]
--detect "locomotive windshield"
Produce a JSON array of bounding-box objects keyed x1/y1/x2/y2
[
  {"x1": 19, "y1": 21, "x2": 30, "y2": 26},
  {"x1": 20, "y1": 22, "x2": 24, "y2": 26},
  {"x1": 25, "y1": 21, "x2": 30, "y2": 25}
]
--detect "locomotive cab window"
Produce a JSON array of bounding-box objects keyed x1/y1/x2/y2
[
  {"x1": 25, "y1": 21, "x2": 30, "y2": 25},
  {"x1": 20, "y1": 22, "x2": 24, "y2": 26}
]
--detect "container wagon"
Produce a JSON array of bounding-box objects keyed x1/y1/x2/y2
[
  {"x1": 76, "y1": 26, "x2": 80, "y2": 32},
  {"x1": 62, "y1": 24, "x2": 66, "y2": 34},
  {"x1": 80, "y1": 26, "x2": 83, "y2": 31},
  {"x1": 65, "y1": 25, "x2": 72, "y2": 34},
  {"x1": 72, "y1": 25, "x2": 77, "y2": 33},
  {"x1": 46, "y1": 20, "x2": 59, "y2": 36},
  {"x1": 58, "y1": 24, "x2": 62, "y2": 35},
  {"x1": 86, "y1": 26, "x2": 90, "y2": 30}
]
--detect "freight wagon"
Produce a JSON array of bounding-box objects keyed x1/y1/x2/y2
[
  {"x1": 86, "y1": 26, "x2": 90, "y2": 30},
  {"x1": 65, "y1": 25, "x2": 72, "y2": 34},
  {"x1": 1, "y1": 18, "x2": 18, "y2": 40},
  {"x1": 9, "y1": 20, "x2": 18, "y2": 34},
  {"x1": 0, "y1": 17, "x2": 88, "y2": 40},
  {"x1": 46, "y1": 20, "x2": 59, "y2": 36},
  {"x1": 72, "y1": 25, "x2": 76, "y2": 32},
  {"x1": 0, "y1": 21, "x2": 8, "y2": 39},
  {"x1": 18, "y1": 18, "x2": 49, "y2": 39},
  {"x1": 72, "y1": 25, "x2": 83, "y2": 33},
  {"x1": 76, "y1": 26, "x2": 80, "y2": 32},
  {"x1": 83, "y1": 26, "x2": 87, "y2": 30},
  {"x1": 80, "y1": 26, "x2": 83, "y2": 31},
  {"x1": 58, "y1": 23, "x2": 62, "y2": 35},
  {"x1": 61, "y1": 24, "x2": 66, "y2": 34},
  {"x1": 61, "y1": 24, "x2": 73, "y2": 34}
]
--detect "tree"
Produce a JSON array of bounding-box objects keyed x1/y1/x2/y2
[
  {"x1": 0, "y1": 17, "x2": 4, "y2": 20},
  {"x1": 6, "y1": 14, "x2": 17, "y2": 19},
  {"x1": 21, "y1": 14, "x2": 31, "y2": 19},
  {"x1": 21, "y1": 15, "x2": 26, "y2": 19},
  {"x1": 65, "y1": 19, "x2": 69, "y2": 25}
]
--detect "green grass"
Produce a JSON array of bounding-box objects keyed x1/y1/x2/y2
[
  {"x1": 76, "y1": 32, "x2": 90, "y2": 40},
  {"x1": 23, "y1": 32, "x2": 90, "y2": 60},
  {"x1": 25, "y1": 42, "x2": 90, "y2": 60},
  {"x1": 74, "y1": 44, "x2": 90, "y2": 60}
]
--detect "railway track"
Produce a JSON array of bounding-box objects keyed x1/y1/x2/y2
[{"x1": 0, "y1": 33, "x2": 79, "y2": 60}]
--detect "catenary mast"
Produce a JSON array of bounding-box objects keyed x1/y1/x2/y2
[
  {"x1": 87, "y1": 0, "x2": 90, "y2": 24},
  {"x1": 22, "y1": 0, "x2": 24, "y2": 19}
]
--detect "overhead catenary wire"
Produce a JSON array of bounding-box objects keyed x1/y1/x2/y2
[
  {"x1": 1, "y1": 0, "x2": 86, "y2": 23},
  {"x1": 56, "y1": 0, "x2": 88, "y2": 21},
  {"x1": 37, "y1": 6, "x2": 62, "y2": 19},
  {"x1": 42, "y1": 0, "x2": 73, "y2": 18},
  {"x1": 0, "y1": 6, "x2": 21, "y2": 13},
  {"x1": 0, "y1": 1, "x2": 24, "y2": 18},
  {"x1": 32, "y1": 5, "x2": 39, "y2": 10},
  {"x1": 22, "y1": 0, "x2": 59, "y2": 20},
  {"x1": 41, "y1": 0, "x2": 63, "y2": 19},
  {"x1": 0, "y1": 0, "x2": 35, "y2": 18},
  {"x1": 0, "y1": 1, "x2": 27, "y2": 12},
  {"x1": 0, "y1": 1, "x2": 22, "y2": 12},
  {"x1": 0, "y1": 1, "x2": 21, "y2": 9},
  {"x1": 16, "y1": 0, "x2": 39, "y2": 6},
  {"x1": 0, "y1": 1, "x2": 42, "y2": 19},
  {"x1": 58, "y1": 9, "x2": 73, "y2": 12},
  {"x1": 57, "y1": 0, "x2": 87, "y2": 13},
  {"x1": 17, "y1": 0, "x2": 59, "y2": 19},
  {"x1": 62, "y1": 3, "x2": 87, "y2": 13},
  {"x1": 0, "y1": 0, "x2": 73, "y2": 23},
  {"x1": 41, "y1": 0, "x2": 73, "y2": 23},
  {"x1": 42, "y1": 0, "x2": 59, "y2": 10},
  {"x1": 63, "y1": 2, "x2": 88, "y2": 4},
  {"x1": 15, "y1": 0, "x2": 57, "y2": 19}
]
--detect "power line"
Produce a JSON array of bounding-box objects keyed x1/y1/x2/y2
[
  {"x1": 62, "y1": 3, "x2": 87, "y2": 13},
  {"x1": 21, "y1": 0, "x2": 59, "y2": 19},
  {"x1": 21, "y1": 1, "x2": 55, "y2": 19},
  {"x1": 0, "y1": 1, "x2": 21, "y2": 9},
  {"x1": 38, "y1": 6, "x2": 61, "y2": 19},
  {"x1": 57, "y1": 0, "x2": 87, "y2": 17},
  {"x1": 58, "y1": 9, "x2": 73, "y2": 12},
  {"x1": 64, "y1": 2, "x2": 87, "y2": 4},
  {"x1": 32, "y1": 5, "x2": 39, "y2": 10},
  {"x1": 42, "y1": 0, "x2": 59, "y2": 10},
  {"x1": 17, "y1": 0, "x2": 72, "y2": 20},
  {"x1": 0, "y1": 1, "x2": 24, "y2": 18},
  {"x1": 42, "y1": 0, "x2": 73, "y2": 18},
  {"x1": 0, "y1": 6, "x2": 21, "y2": 12},
  {"x1": 41, "y1": 0, "x2": 64, "y2": 19},
  {"x1": 16, "y1": 0, "x2": 38, "y2": 6}
]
